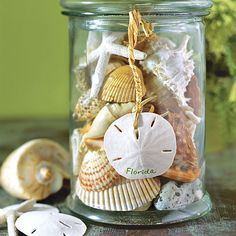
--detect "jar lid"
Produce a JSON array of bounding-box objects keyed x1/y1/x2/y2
[{"x1": 60, "y1": 0, "x2": 212, "y2": 16}]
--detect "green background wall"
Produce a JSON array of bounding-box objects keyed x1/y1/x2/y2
[{"x1": 0, "y1": 1, "x2": 68, "y2": 118}]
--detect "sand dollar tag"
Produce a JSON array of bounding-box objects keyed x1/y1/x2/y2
[{"x1": 104, "y1": 112, "x2": 177, "y2": 179}]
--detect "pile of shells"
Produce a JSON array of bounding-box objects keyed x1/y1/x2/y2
[{"x1": 71, "y1": 31, "x2": 203, "y2": 211}]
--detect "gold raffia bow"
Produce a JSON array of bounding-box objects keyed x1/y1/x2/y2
[{"x1": 128, "y1": 9, "x2": 153, "y2": 129}]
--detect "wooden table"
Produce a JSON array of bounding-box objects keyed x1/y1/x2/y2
[{"x1": 0, "y1": 119, "x2": 235, "y2": 236}]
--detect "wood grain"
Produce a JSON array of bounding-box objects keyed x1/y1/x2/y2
[{"x1": 0, "y1": 119, "x2": 235, "y2": 236}]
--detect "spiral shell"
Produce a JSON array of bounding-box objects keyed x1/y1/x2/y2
[
  {"x1": 101, "y1": 65, "x2": 146, "y2": 103},
  {"x1": 79, "y1": 150, "x2": 120, "y2": 192},
  {"x1": 0, "y1": 139, "x2": 70, "y2": 200}
]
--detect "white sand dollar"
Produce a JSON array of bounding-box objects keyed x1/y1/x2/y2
[
  {"x1": 104, "y1": 112, "x2": 177, "y2": 179},
  {"x1": 16, "y1": 212, "x2": 87, "y2": 236}
]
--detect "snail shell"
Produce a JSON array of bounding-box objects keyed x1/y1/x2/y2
[{"x1": 0, "y1": 139, "x2": 70, "y2": 200}]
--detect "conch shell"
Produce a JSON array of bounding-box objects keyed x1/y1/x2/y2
[
  {"x1": 0, "y1": 139, "x2": 70, "y2": 200},
  {"x1": 101, "y1": 65, "x2": 146, "y2": 103},
  {"x1": 85, "y1": 102, "x2": 134, "y2": 139}
]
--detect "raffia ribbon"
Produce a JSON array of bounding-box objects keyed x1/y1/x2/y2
[{"x1": 128, "y1": 9, "x2": 153, "y2": 129}]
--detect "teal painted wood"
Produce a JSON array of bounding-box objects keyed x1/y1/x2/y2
[{"x1": 0, "y1": 119, "x2": 235, "y2": 236}]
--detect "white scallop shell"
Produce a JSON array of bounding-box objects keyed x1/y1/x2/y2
[
  {"x1": 76, "y1": 177, "x2": 160, "y2": 211},
  {"x1": 104, "y1": 113, "x2": 177, "y2": 179}
]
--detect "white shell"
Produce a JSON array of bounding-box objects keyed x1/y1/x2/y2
[
  {"x1": 71, "y1": 129, "x2": 85, "y2": 176},
  {"x1": 141, "y1": 35, "x2": 200, "y2": 129},
  {"x1": 85, "y1": 102, "x2": 134, "y2": 139},
  {"x1": 76, "y1": 177, "x2": 160, "y2": 211},
  {"x1": 154, "y1": 179, "x2": 203, "y2": 210},
  {"x1": 16, "y1": 212, "x2": 87, "y2": 236},
  {"x1": 104, "y1": 113, "x2": 177, "y2": 179},
  {"x1": 0, "y1": 139, "x2": 70, "y2": 200}
]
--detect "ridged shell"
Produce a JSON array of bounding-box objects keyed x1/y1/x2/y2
[
  {"x1": 76, "y1": 177, "x2": 160, "y2": 211},
  {"x1": 101, "y1": 65, "x2": 146, "y2": 103},
  {"x1": 105, "y1": 56, "x2": 127, "y2": 76},
  {"x1": 0, "y1": 139, "x2": 70, "y2": 200},
  {"x1": 79, "y1": 150, "x2": 120, "y2": 192},
  {"x1": 74, "y1": 90, "x2": 105, "y2": 121}
]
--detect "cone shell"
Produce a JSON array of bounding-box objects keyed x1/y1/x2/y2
[
  {"x1": 79, "y1": 150, "x2": 121, "y2": 192},
  {"x1": 101, "y1": 65, "x2": 146, "y2": 103},
  {"x1": 0, "y1": 139, "x2": 70, "y2": 200},
  {"x1": 76, "y1": 177, "x2": 160, "y2": 211}
]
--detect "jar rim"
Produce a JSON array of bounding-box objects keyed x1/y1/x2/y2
[{"x1": 60, "y1": 0, "x2": 213, "y2": 16}]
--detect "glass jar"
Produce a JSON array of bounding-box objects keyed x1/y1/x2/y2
[{"x1": 60, "y1": 0, "x2": 212, "y2": 226}]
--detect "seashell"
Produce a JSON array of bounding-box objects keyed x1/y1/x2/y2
[
  {"x1": 105, "y1": 56, "x2": 128, "y2": 76},
  {"x1": 0, "y1": 139, "x2": 70, "y2": 200},
  {"x1": 76, "y1": 176, "x2": 160, "y2": 211},
  {"x1": 145, "y1": 76, "x2": 200, "y2": 182},
  {"x1": 101, "y1": 65, "x2": 146, "y2": 103},
  {"x1": 154, "y1": 179, "x2": 203, "y2": 210},
  {"x1": 88, "y1": 32, "x2": 146, "y2": 98},
  {"x1": 16, "y1": 211, "x2": 87, "y2": 236},
  {"x1": 85, "y1": 102, "x2": 135, "y2": 139},
  {"x1": 141, "y1": 35, "x2": 198, "y2": 125},
  {"x1": 71, "y1": 129, "x2": 87, "y2": 176},
  {"x1": 79, "y1": 150, "x2": 121, "y2": 192},
  {"x1": 74, "y1": 89, "x2": 105, "y2": 121},
  {"x1": 84, "y1": 138, "x2": 104, "y2": 151},
  {"x1": 162, "y1": 111, "x2": 200, "y2": 182},
  {"x1": 185, "y1": 75, "x2": 201, "y2": 117},
  {"x1": 104, "y1": 112, "x2": 177, "y2": 179}
]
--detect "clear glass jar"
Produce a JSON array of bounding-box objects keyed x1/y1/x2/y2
[{"x1": 61, "y1": 0, "x2": 212, "y2": 226}]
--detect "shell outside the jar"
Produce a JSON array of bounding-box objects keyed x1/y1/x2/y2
[
  {"x1": 101, "y1": 65, "x2": 146, "y2": 103},
  {"x1": 76, "y1": 176, "x2": 160, "y2": 211},
  {"x1": 79, "y1": 150, "x2": 121, "y2": 192},
  {"x1": 0, "y1": 139, "x2": 70, "y2": 200},
  {"x1": 85, "y1": 102, "x2": 135, "y2": 139}
]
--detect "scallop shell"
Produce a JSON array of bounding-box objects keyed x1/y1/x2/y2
[
  {"x1": 101, "y1": 65, "x2": 146, "y2": 103},
  {"x1": 79, "y1": 150, "x2": 121, "y2": 192},
  {"x1": 76, "y1": 177, "x2": 160, "y2": 211},
  {"x1": 74, "y1": 90, "x2": 105, "y2": 121},
  {"x1": 105, "y1": 56, "x2": 127, "y2": 76},
  {"x1": 0, "y1": 139, "x2": 70, "y2": 200}
]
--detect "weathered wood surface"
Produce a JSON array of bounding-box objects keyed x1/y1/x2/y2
[{"x1": 0, "y1": 119, "x2": 235, "y2": 236}]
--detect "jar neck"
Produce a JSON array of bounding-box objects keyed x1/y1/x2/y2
[
  {"x1": 66, "y1": 14, "x2": 204, "y2": 32},
  {"x1": 61, "y1": 0, "x2": 212, "y2": 17}
]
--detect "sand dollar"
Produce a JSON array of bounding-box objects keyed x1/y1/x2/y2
[{"x1": 104, "y1": 112, "x2": 177, "y2": 179}]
